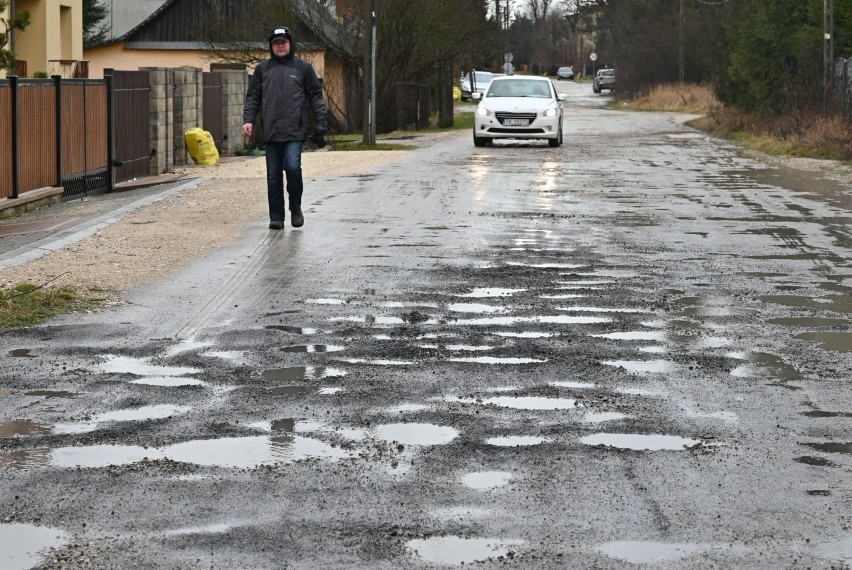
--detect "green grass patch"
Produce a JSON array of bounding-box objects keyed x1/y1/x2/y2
[{"x1": 0, "y1": 284, "x2": 106, "y2": 328}]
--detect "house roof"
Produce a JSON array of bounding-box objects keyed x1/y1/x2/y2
[{"x1": 92, "y1": 0, "x2": 354, "y2": 57}]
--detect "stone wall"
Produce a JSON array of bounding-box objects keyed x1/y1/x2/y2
[{"x1": 217, "y1": 69, "x2": 249, "y2": 157}]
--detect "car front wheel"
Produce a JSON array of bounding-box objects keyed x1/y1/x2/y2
[
  {"x1": 548, "y1": 126, "x2": 562, "y2": 148},
  {"x1": 473, "y1": 134, "x2": 488, "y2": 147}
]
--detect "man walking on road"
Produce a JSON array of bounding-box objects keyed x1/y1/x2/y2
[{"x1": 242, "y1": 26, "x2": 328, "y2": 230}]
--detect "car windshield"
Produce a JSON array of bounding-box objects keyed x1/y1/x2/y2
[
  {"x1": 558, "y1": 67, "x2": 571, "y2": 73},
  {"x1": 487, "y1": 79, "x2": 552, "y2": 98},
  {"x1": 473, "y1": 72, "x2": 493, "y2": 84},
  {"x1": 599, "y1": 69, "x2": 614, "y2": 77}
]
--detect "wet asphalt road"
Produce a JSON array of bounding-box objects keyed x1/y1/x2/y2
[{"x1": 1, "y1": 81, "x2": 851, "y2": 569}]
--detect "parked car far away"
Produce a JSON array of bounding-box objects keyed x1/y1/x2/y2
[
  {"x1": 472, "y1": 75, "x2": 564, "y2": 148},
  {"x1": 556, "y1": 66, "x2": 574, "y2": 80},
  {"x1": 593, "y1": 68, "x2": 615, "y2": 93},
  {"x1": 460, "y1": 71, "x2": 495, "y2": 101}
]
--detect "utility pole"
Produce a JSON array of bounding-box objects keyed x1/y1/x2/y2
[
  {"x1": 678, "y1": 0, "x2": 684, "y2": 83},
  {"x1": 824, "y1": 0, "x2": 834, "y2": 110},
  {"x1": 362, "y1": 0, "x2": 376, "y2": 145}
]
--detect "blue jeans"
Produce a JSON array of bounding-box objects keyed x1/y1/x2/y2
[{"x1": 265, "y1": 141, "x2": 304, "y2": 221}]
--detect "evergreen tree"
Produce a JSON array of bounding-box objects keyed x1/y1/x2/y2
[
  {"x1": 0, "y1": 0, "x2": 30, "y2": 75},
  {"x1": 84, "y1": 0, "x2": 109, "y2": 48}
]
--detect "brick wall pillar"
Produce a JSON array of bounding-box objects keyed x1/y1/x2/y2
[
  {"x1": 172, "y1": 67, "x2": 203, "y2": 166},
  {"x1": 217, "y1": 69, "x2": 250, "y2": 156},
  {"x1": 143, "y1": 67, "x2": 174, "y2": 176}
]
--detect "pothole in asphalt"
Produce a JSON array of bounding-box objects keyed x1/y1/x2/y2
[
  {"x1": 446, "y1": 303, "x2": 509, "y2": 313},
  {"x1": 162, "y1": 435, "x2": 353, "y2": 467},
  {"x1": 579, "y1": 433, "x2": 701, "y2": 450},
  {"x1": 556, "y1": 279, "x2": 615, "y2": 286},
  {"x1": 506, "y1": 261, "x2": 586, "y2": 269},
  {"x1": 24, "y1": 390, "x2": 76, "y2": 398},
  {"x1": 485, "y1": 436, "x2": 551, "y2": 447},
  {"x1": 265, "y1": 325, "x2": 318, "y2": 334},
  {"x1": 164, "y1": 338, "x2": 213, "y2": 356},
  {"x1": 602, "y1": 360, "x2": 679, "y2": 374},
  {"x1": 793, "y1": 456, "x2": 838, "y2": 467},
  {"x1": 796, "y1": 332, "x2": 852, "y2": 352},
  {"x1": 129, "y1": 376, "x2": 207, "y2": 387},
  {"x1": 329, "y1": 316, "x2": 410, "y2": 325},
  {"x1": 550, "y1": 381, "x2": 596, "y2": 389},
  {"x1": 339, "y1": 358, "x2": 415, "y2": 366},
  {"x1": 481, "y1": 396, "x2": 578, "y2": 410},
  {"x1": 374, "y1": 423, "x2": 458, "y2": 446},
  {"x1": 92, "y1": 404, "x2": 191, "y2": 423},
  {"x1": 582, "y1": 412, "x2": 629, "y2": 423},
  {"x1": 462, "y1": 471, "x2": 513, "y2": 490},
  {"x1": 202, "y1": 350, "x2": 250, "y2": 363},
  {"x1": 448, "y1": 356, "x2": 546, "y2": 364},
  {"x1": 452, "y1": 315, "x2": 611, "y2": 325},
  {"x1": 387, "y1": 403, "x2": 430, "y2": 413},
  {"x1": 557, "y1": 306, "x2": 647, "y2": 314},
  {"x1": 769, "y1": 317, "x2": 847, "y2": 327},
  {"x1": 0, "y1": 420, "x2": 52, "y2": 437},
  {"x1": 540, "y1": 293, "x2": 586, "y2": 299},
  {"x1": 729, "y1": 352, "x2": 801, "y2": 381},
  {"x1": 281, "y1": 344, "x2": 345, "y2": 353},
  {"x1": 306, "y1": 298, "x2": 348, "y2": 304},
  {"x1": 598, "y1": 541, "x2": 707, "y2": 564},
  {"x1": 418, "y1": 344, "x2": 494, "y2": 352},
  {"x1": 803, "y1": 442, "x2": 852, "y2": 454},
  {"x1": 801, "y1": 410, "x2": 852, "y2": 418},
  {"x1": 592, "y1": 331, "x2": 667, "y2": 341},
  {"x1": 98, "y1": 355, "x2": 200, "y2": 378},
  {"x1": 262, "y1": 366, "x2": 347, "y2": 382},
  {"x1": 7, "y1": 349, "x2": 36, "y2": 358},
  {"x1": 495, "y1": 331, "x2": 558, "y2": 338},
  {"x1": 456, "y1": 287, "x2": 527, "y2": 298},
  {"x1": 0, "y1": 523, "x2": 68, "y2": 570},
  {"x1": 406, "y1": 536, "x2": 525, "y2": 566}
]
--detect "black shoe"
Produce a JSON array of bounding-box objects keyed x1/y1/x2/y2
[
  {"x1": 291, "y1": 209, "x2": 304, "y2": 227},
  {"x1": 269, "y1": 220, "x2": 284, "y2": 230}
]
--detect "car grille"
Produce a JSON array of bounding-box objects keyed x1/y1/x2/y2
[
  {"x1": 488, "y1": 127, "x2": 546, "y2": 134},
  {"x1": 495, "y1": 112, "x2": 537, "y2": 124}
]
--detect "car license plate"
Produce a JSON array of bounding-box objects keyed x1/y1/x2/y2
[{"x1": 503, "y1": 118, "x2": 528, "y2": 126}]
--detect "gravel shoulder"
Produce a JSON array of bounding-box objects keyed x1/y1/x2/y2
[{"x1": 0, "y1": 143, "x2": 441, "y2": 294}]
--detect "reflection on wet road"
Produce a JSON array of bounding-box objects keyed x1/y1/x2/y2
[{"x1": 0, "y1": 80, "x2": 850, "y2": 568}]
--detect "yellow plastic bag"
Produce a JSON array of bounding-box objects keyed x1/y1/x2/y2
[{"x1": 184, "y1": 128, "x2": 220, "y2": 166}]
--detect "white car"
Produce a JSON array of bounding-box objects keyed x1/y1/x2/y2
[
  {"x1": 472, "y1": 75, "x2": 565, "y2": 147},
  {"x1": 460, "y1": 71, "x2": 495, "y2": 101}
]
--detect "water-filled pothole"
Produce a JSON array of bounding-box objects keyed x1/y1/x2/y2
[
  {"x1": 482, "y1": 396, "x2": 578, "y2": 410},
  {"x1": 406, "y1": 536, "x2": 524, "y2": 565},
  {"x1": 0, "y1": 523, "x2": 68, "y2": 570},
  {"x1": 579, "y1": 433, "x2": 700, "y2": 450},
  {"x1": 598, "y1": 541, "x2": 707, "y2": 564},
  {"x1": 485, "y1": 436, "x2": 551, "y2": 447},
  {"x1": 374, "y1": 423, "x2": 458, "y2": 446},
  {"x1": 462, "y1": 471, "x2": 513, "y2": 490}
]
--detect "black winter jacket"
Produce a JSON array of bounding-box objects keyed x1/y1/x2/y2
[{"x1": 243, "y1": 54, "x2": 328, "y2": 143}]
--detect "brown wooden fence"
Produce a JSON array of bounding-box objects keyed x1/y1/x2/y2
[
  {"x1": 203, "y1": 73, "x2": 223, "y2": 152},
  {"x1": 111, "y1": 71, "x2": 152, "y2": 184},
  {"x1": 0, "y1": 77, "x2": 109, "y2": 200}
]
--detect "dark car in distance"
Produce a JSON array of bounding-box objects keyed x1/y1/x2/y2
[
  {"x1": 593, "y1": 69, "x2": 615, "y2": 93},
  {"x1": 556, "y1": 66, "x2": 574, "y2": 80}
]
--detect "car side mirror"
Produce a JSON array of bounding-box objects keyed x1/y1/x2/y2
[
  {"x1": 557, "y1": 94, "x2": 567, "y2": 101},
  {"x1": 471, "y1": 92, "x2": 483, "y2": 101}
]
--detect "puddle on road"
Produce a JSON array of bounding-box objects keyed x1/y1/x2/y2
[
  {"x1": 51, "y1": 444, "x2": 162, "y2": 468},
  {"x1": 802, "y1": 410, "x2": 852, "y2": 418},
  {"x1": 0, "y1": 449, "x2": 51, "y2": 468},
  {"x1": 486, "y1": 436, "x2": 551, "y2": 447},
  {"x1": 329, "y1": 316, "x2": 410, "y2": 325},
  {"x1": 417, "y1": 344, "x2": 494, "y2": 352},
  {"x1": 592, "y1": 331, "x2": 667, "y2": 341},
  {"x1": 0, "y1": 523, "x2": 68, "y2": 570},
  {"x1": 769, "y1": 317, "x2": 848, "y2": 327},
  {"x1": 98, "y1": 355, "x2": 200, "y2": 385},
  {"x1": 7, "y1": 349, "x2": 36, "y2": 358},
  {"x1": 803, "y1": 442, "x2": 852, "y2": 454},
  {"x1": 579, "y1": 433, "x2": 701, "y2": 450},
  {"x1": 796, "y1": 332, "x2": 852, "y2": 352},
  {"x1": 448, "y1": 356, "x2": 546, "y2": 365},
  {"x1": 262, "y1": 366, "x2": 347, "y2": 382},
  {"x1": 266, "y1": 325, "x2": 318, "y2": 334},
  {"x1": 556, "y1": 280, "x2": 615, "y2": 286},
  {"x1": 557, "y1": 306, "x2": 647, "y2": 314},
  {"x1": 506, "y1": 261, "x2": 586, "y2": 269},
  {"x1": 129, "y1": 376, "x2": 207, "y2": 387},
  {"x1": 540, "y1": 294, "x2": 586, "y2": 300},
  {"x1": 306, "y1": 298, "x2": 348, "y2": 304},
  {"x1": 406, "y1": 536, "x2": 524, "y2": 566},
  {"x1": 550, "y1": 381, "x2": 596, "y2": 389},
  {"x1": 456, "y1": 288, "x2": 527, "y2": 298},
  {"x1": 452, "y1": 315, "x2": 611, "y2": 326},
  {"x1": 387, "y1": 403, "x2": 430, "y2": 413},
  {"x1": 482, "y1": 396, "x2": 578, "y2": 410},
  {"x1": 793, "y1": 534, "x2": 852, "y2": 566},
  {"x1": 92, "y1": 404, "x2": 191, "y2": 423},
  {"x1": 340, "y1": 358, "x2": 415, "y2": 365},
  {"x1": 374, "y1": 423, "x2": 459, "y2": 446},
  {"x1": 462, "y1": 471, "x2": 513, "y2": 490},
  {"x1": 495, "y1": 331, "x2": 557, "y2": 338},
  {"x1": 598, "y1": 541, "x2": 707, "y2": 564},
  {"x1": 447, "y1": 303, "x2": 508, "y2": 313},
  {"x1": 281, "y1": 344, "x2": 345, "y2": 353},
  {"x1": 165, "y1": 338, "x2": 213, "y2": 356},
  {"x1": 602, "y1": 360, "x2": 679, "y2": 374},
  {"x1": 163, "y1": 435, "x2": 352, "y2": 467},
  {"x1": 761, "y1": 294, "x2": 852, "y2": 313},
  {"x1": 0, "y1": 420, "x2": 52, "y2": 437},
  {"x1": 582, "y1": 412, "x2": 629, "y2": 424},
  {"x1": 729, "y1": 352, "x2": 802, "y2": 382}
]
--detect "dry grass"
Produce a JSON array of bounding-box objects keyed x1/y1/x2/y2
[
  {"x1": 623, "y1": 83, "x2": 717, "y2": 114},
  {"x1": 623, "y1": 82, "x2": 852, "y2": 161}
]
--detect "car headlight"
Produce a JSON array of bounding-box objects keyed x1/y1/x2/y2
[
  {"x1": 543, "y1": 108, "x2": 558, "y2": 117},
  {"x1": 476, "y1": 107, "x2": 492, "y2": 117}
]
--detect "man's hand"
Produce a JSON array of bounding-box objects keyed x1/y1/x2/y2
[
  {"x1": 311, "y1": 127, "x2": 328, "y2": 148},
  {"x1": 241, "y1": 123, "x2": 253, "y2": 138}
]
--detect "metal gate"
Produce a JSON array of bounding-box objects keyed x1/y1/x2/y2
[
  {"x1": 203, "y1": 72, "x2": 223, "y2": 152},
  {"x1": 110, "y1": 70, "x2": 151, "y2": 184}
]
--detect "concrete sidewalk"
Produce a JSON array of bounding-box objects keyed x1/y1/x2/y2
[{"x1": 0, "y1": 176, "x2": 204, "y2": 272}]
